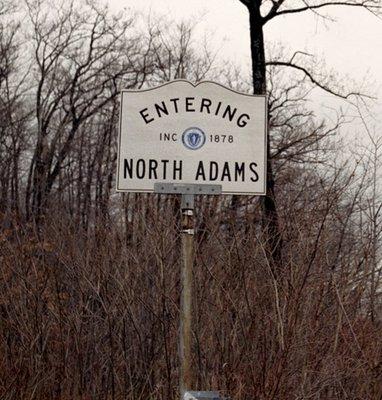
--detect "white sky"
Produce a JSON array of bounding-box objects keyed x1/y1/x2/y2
[{"x1": 109, "y1": 0, "x2": 382, "y2": 137}]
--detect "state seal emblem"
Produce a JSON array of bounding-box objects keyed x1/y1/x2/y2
[{"x1": 182, "y1": 127, "x2": 206, "y2": 150}]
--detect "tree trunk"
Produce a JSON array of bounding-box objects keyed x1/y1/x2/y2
[
  {"x1": 30, "y1": 136, "x2": 49, "y2": 223},
  {"x1": 248, "y1": 5, "x2": 283, "y2": 267},
  {"x1": 249, "y1": 8, "x2": 266, "y2": 96}
]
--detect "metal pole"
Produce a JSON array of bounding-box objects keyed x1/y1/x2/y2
[
  {"x1": 180, "y1": 193, "x2": 195, "y2": 399},
  {"x1": 154, "y1": 184, "x2": 221, "y2": 399}
]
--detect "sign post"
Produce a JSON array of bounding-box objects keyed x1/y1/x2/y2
[
  {"x1": 155, "y1": 183, "x2": 222, "y2": 397},
  {"x1": 117, "y1": 80, "x2": 267, "y2": 399},
  {"x1": 180, "y1": 198, "x2": 194, "y2": 397}
]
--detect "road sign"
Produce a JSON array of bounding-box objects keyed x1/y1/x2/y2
[{"x1": 117, "y1": 80, "x2": 267, "y2": 194}]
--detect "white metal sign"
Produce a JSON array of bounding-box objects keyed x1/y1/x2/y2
[{"x1": 117, "y1": 80, "x2": 267, "y2": 195}]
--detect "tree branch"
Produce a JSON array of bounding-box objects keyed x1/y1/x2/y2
[
  {"x1": 264, "y1": 0, "x2": 286, "y2": 21},
  {"x1": 264, "y1": 0, "x2": 381, "y2": 22},
  {"x1": 266, "y1": 60, "x2": 374, "y2": 100}
]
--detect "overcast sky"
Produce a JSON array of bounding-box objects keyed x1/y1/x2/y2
[{"x1": 108, "y1": 0, "x2": 382, "y2": 137}]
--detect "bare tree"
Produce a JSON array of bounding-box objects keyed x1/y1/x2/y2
[
  {"x1": 237, "y1": 0, "x2": 381, "y2": 268},
  {"x1": 0, "y1": 2, "x2": 31, "y2": 217},
  {"x1": 145, "y1": 16, "x2": 218, "y2": 84},
  {"x1": 24, "y1": 0, "x2": 148, "y2": 221},
  {"x1": 354, "y1": 108, "x2": 382, "y2": 322}
]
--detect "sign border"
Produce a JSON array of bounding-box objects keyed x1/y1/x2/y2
[{"x1": 116, "y1": 80, "x2": 268, "y2": 195}]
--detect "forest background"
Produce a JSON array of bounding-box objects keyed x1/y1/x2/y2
[{"x1": 0, "y1": 0, "x2": 381, "y2": 399}]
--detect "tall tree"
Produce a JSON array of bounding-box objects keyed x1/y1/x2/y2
[
  {"x1": 0, "y1": 1, "x2": 30, "y2": 216},
  {"x1": 237, "y1": 0, "x2": 381, "y2": 267},
  {"x1": 24, "y1": 0, "x2": 148, "y2": 221}
]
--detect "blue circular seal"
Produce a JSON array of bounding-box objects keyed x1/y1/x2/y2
[{"x1": 182, "y1": 127, "x2": 206, "y2": 150}]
